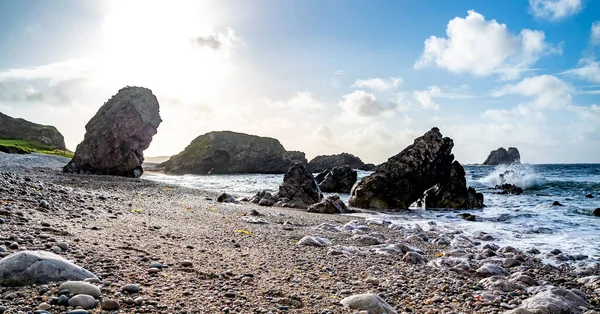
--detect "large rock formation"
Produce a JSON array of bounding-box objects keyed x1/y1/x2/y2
[
  {"x1": 422, "y1": 161, "x2": 484, "y2": 209},
  {"x1": 0, "y1": 111, "x2": 66, "y2": 150},
  {"x1": 315, "y1": 165, "x2": 357, "y2": 193},
  {"x1": 349, "y1": 127, "x2": 482, "y2": 210},
  {"x1": 63, "y1": 87, "x2": 161, "y2": 178},
  {"x1": 249, "y1": 163, "x2": 322, "y2": 209},
  {"x1": 161, "y1": 131, "x2": 307, "y2": 174},
  {"x1": 0, "y1": 251, "x2": 97, "y2": 286},
  {"x1": 483, "y1": 147, "x2": 520, "y2": 165},
  {"x1": 308, "y1": 153, "x2": 372, "y2": 172}
]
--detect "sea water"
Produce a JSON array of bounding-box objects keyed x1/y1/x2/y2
[{"x1": 143, "y1": 164, "x2": 600, "y2": 263}]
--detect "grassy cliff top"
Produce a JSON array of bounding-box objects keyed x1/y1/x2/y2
[{"x1": 0, "y1": 139, "x2": 73, "y2": 158}]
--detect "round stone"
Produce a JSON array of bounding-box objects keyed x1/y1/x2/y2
[
  {"x1": 180, "y1": 260, "x2": 193, "y2": 267},
  {"x1": 122, "y1": 284, "x2": 140, "y2": 294},
  {"x1": 37, "y1": 302, "x2": 51, "y2": 311},
  {"x1": 56, "y1": 241, "x2": 69, "y2": 251},
  {"x1": 100, "y1": 299, "x2": 120, "y2": 311},
  {"x1": 68, "y1": 294, "x2": 97, "y2": 309}
]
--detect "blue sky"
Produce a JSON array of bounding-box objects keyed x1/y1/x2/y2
[{"x1": 0, "y1": 0, "x2": 599, "y2": 164}]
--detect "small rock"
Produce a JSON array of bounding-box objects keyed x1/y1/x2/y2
[
  {"x1": 68, "y1": 294, "x2": 97, "y2": 309},
  {"x1": 122, "y1": 284, "x2": 140, "y2": 294},
  {"x1": 340, "y1": 293, "x2": 397, "y2": 314},
  {"x1": 458, "y1": 213, "x2": 476, "y2": 221},
  {"x1": 585, "y1": 193, "x2": 593, "y2": 198},
  {"x1": 56, "y1": 242, "x2": 69, "y2": 251},
  {"x1": 593, "y1": 208, "x2": 600, "y2": 217},
  {"x1": 38, "y1": 200, "x2": 50, "y2": 209},
  {"x1": 552, "y1": 201, "x2": 562, "y2": 206},
  {"x1": 9, "y1": 242, "x2": 18, "y2": 250},
  {"x1": 37, "y1": 302, "x2": 51, "y2": 311},
  {"x1": 180, "y1": 260, "x2": 193, "y2": 267},
  {"x1": 550, "y1": 249, "x2": 562, "y2": 255},
  {"x1": 100, "y1": 299, "x2": 120, "y2": 311},
  {"x1": 59, "y1": 281, "x2": 101, "y2": 298},
  {"x1": 297, "y1": 236, "x2": 332, "y2": 247}
]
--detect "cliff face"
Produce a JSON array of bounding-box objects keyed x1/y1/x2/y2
[
  {"x1": 161, "y1": 131, "x2": 307, "y2": 175},
  {"x1": 483, "y1": 147, "x2": 521, "y2": 165},
  {"x1": 0, "y1": 112, "x2": 66, "y2": 150}
]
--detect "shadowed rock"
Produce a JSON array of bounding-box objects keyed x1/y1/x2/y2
[
  {"x1": 63, "y1": 86, "x2": 161, "y2": 178},
  {"x1": 422, "y1": 161, "x2": 484, "y2": 209},
  {"x1": 307, "y1": 194, "x2": 353, "y2": 214},
  {"x1": 349, "y1": 128, "x2": 456, "y2": 210},
  {"x1": 0, "y1": 251, "x2": 97, "y2": 286},
  {"x1": 274, "y1": 163, "x2": 322, "y2": 208},
  {"x1": 308, "y1": 153, "x2": 368, "y2": 172},
  {"x1": 315, "y1": 165, "x2": 357, "y2": 193},
  {"x1": 483, "y1": 147, "x2": 520, "y2": 165},
  {"x1": 161, "y1": 131, "x2": 306, "y2": 174}
]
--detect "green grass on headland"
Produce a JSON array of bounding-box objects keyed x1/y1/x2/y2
[{"x1": 0, "y1": 139, "x2": 74, "y2": 158}]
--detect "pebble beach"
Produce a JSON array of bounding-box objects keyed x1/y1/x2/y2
[{"x1": 0, "y1": 166, "x2": 599, "y2": 313}]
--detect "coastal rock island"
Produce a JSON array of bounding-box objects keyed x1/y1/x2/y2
[
  {"x1": 349, "y1": 127, "x2": 483, "y2": 210},
  {"x1": 0, "y1": 111, "x2": 67, "y2": 153},
  {"x1": 483, "y1": 147, "x2": 521, "y2": 165},
  {"x1": 63, "y1": 86, "x2": 162, "y2": 178},
  {"x1": 161, "y1": 131, "x2": 307, "y2": 174},
  {"x1": 308, "y1": 152, "x2": 375, "y2": 172}
]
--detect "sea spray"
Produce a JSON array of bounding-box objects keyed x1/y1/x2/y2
[{"x1": 479, "y1": 164, "x2": 543, "y2": 190}]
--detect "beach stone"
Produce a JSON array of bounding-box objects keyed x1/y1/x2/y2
[
  {"x1": 56, "y1": 241, "x2": 69, "y2": 251},
  {"x1": 422, "y1": 161, "x2": 484, "y2": 209},
  {"x1": 63, "y1": 86, "x2": 162, "y2": 178},
  {"x1": 67, "y1": 310, "x2": 88, "y2": 314},
  {"x1": 100, "y1": 299, "x2": 120, "y2": 311},
  {"x1": 68, "y1": 294, "x2": 96, "y2": 309},
  {"x1": 37, "y1": 302, "x2": 51, "y2": 311},
  {"x1": 403, "y1": 251, "x2": 427, "y2": 264},
  {"x1": 240, "y1": 216, "x2": 268, "y2": 224},
  {"x1": 340, "y1": 293, "x2": 397, "y2": 314},
  {"x1": 509, "y1": 272, "x2": 537, "y2": 287},
  {"x1": 307, "y1": 194, "x2": 352, "y2": 214},
  {"x1": 180, "y1": 260, "x2": 193, "y2": 267},
  {"x1": 249, "y1": 190, "x2": 276, "y2": 206},
  {"x1": 149, "y1": 262, "x2": 167, "y2": 269},
  {"x1": 274, "y1": 163, "x2": 322, "y2": 209},
  {"x1": 313, "y1": 223, "x2": 342, "y2": 233},
  {"x1": 352, "y1": 234, "x2": 383, "y2": 246},
  {"x1": 57, "y1": 295, "x2": 69, "y2": 305},
  {"x1": 479, "y1": 276, "x2": 521, "y2": 292},
  {"x1": 297, "y1": 236, "x2": 332, "y2": 247},
  {"x1": 315, "y1": 165, "x2": 357, "y2": 193},
  {"x1": 217, "y1": 193, "x2": 239, "y2": 204},
  {"x1": 122, "y1": 284, "x2": 140, "y2": 293},
  {"x1": 577, "y1": 276, "x2": 600, "y2": 290},
  {"x1": 505, "y1": 287, "x2": 590, "y2": 314},
  {"x1": 477, "y1": 263, "x2": 508, "y2": 277},
  {"x1": 0, "y1": 251, "x2": 96, "y2": 286},
  {"x1": 349, "y1": 128, "x2": 481, "y2": 210},
  {"x1": 59, "y1": 281, "x2": 101, "y2": 298}
]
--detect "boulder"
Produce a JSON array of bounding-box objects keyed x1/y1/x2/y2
[
  {"x1": 495, "y1": 183, "x2": 523, "y2": 195},
  {"x1": 482, "y1": 147, "x2": 520, "y2": 165},
  {"x1": 349, "y1": 128, "x2": 466, "y2": 210},
  {"x1": 274, "y1": 163, "x2": 322, "y2": 208},
  {"x1": 0, "y1": 251, "x2": 97, "y2": 286},
  {"x1": 315, "y1": 165, "x2": 357, "y2": 193},
  {"x1": 217, "y1": 192, "x2": 239, "y2": 204},
  {"x1": 504, "y1": 287, "x2": 590, "y2": 314},
  {"x1": 63, "y1": 87, "x2": 161, "y2": 177},
  {"x1": 160, "y1": 131, "x2": 306, "y2": 174},
  {"x1": 0, "y1": 111, "x2": 67, "y2": 150},
  {"x1": 340, "y1": 293, "x2": 397, "y2": 314},
  {"x1": 307, "y1": 194, "x2": 352, "y2": 214},
  {"x1": 422, "y1": 161, "x2": 484, "y2": 209},
  {"x1": 593, "y1": 208, "x2": 600, "y2": 217},
  {"x1": 307, "y1": 153, "x2": 366, "y2": 173}
]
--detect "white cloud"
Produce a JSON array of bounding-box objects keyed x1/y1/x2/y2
[
  {"x1": 414, "y1": 10, "x2": 560, "y2": 80},
  {"x1": 529, "y1": 0, "x2": 583, "y2": 21},
  {"x1": 264, "y1": 92, "x2": 324, "y2": 114},
  {"x1": 413, "y1": 86, "x2": 442, "y2": 110},
  {"x1": 352, "y1": 77, "x2": 402, "y2": 92},
  {"x1": 482, "y1": 104, "x2": 545, "y2": 121},
  {"x1": 592, "y1": 21, "x2": 600, "y2": 46},
  {"x1": 401, "y1": 85, "x2": 476, "y2": 110},
  {"x1": 492, "y1": 75, "x2": 573, "y2": 109},
  {"x1": 569, "y1": 104, "x2": 600, "y2": 121},
  {"x1": 564, "y1": 59, "x2": 600, "y2": 83},
  {"x1": 338, "y1": 90, "x2": 396, "y2": 122}
]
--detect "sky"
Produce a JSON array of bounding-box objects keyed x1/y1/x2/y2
[{"x1": 0, "y1": 0, "x2": 599, "y2": 164}]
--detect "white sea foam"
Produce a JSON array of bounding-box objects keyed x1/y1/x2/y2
[{"x1": 479, "y1": 164, "x2": 543, "y2": 190}]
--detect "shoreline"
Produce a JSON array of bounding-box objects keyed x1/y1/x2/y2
[{"x1": 0, "y1": 169, "x2": 599, "y2": 313}]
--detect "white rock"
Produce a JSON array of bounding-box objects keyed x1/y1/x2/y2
[
  {"x1": 340, "y1": 293, "x2": 397, "y2": 314},
  {"x1": 59, "y1": 281, "x2": 101, "y2": 298},
  {"x1": 297, "y1": 236, "x2": 331, "y2": 247}
]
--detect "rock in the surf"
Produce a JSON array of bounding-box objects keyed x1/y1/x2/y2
[
  {"x1": 422, "y1": 161, "x2": 484, "y2": 209},
  {"x1": 274, "y1": 163, "x2": 322, "y2": 209},
  {"x1": 495, "y1": 183, "x2": 523, "y2": 195},
  {"x1": 315, "y1": 165, "x2": 357, "y2": 193},
  {"x1": 63, "y1": 87, "x2": 161, "y2": 178},
  {"x1": 482, "y1": 147, "x2": 520, "y2": 165},
  {"x1": 593, "y1": 208, "x2": 600, "y2": 217}
]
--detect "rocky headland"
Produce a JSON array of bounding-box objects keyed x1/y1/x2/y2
[
  {"x1": 160, "y1": 131, "x2": 307, "y2": 175},
  {"x1": 483, "y1": 147, "x2": 521, "y2": 166},
  {"x1": 63, "y1": 87, "x2": 162, "y2": 178},
  {"x1": 0, "y1": 112, "x2": 70, "y2": 157},
  {"x1": 0, "y1": 169, "x2": 598, "y2": 313},
  {"x1": 308, "y1": 153, "x2": 376, "y2": 173}
]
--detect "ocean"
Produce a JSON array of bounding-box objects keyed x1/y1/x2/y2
[{"x1": 143, "y1": 163, "x2": 600, "y2": 264}]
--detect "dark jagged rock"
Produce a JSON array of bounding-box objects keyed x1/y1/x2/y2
[
  {"x1": 315, "y1": 165, "x2": 357, "y2": 193},
  {"x1": 63, "y1": 87, "x2": 161, "y2": 178},
  {"x1": 422, "y1": 161, "x2": 484, "y2": 209},
  {"x1": 0, "y1": 111, "x2": 67, "y2": 150},
  {"x1": 585, "y1": 193, "x2": 594, "y2": 198},
  {"x1": 249, "y1": 190, "x2": 277, "y2": 206},
  {"x1": 307, "y1": 153, "x2": 367, "y2": 173},
  {"x1": 161, "y1": 131, "x2": 306, "y2": 175},
  {"x1": 482, "y1": 147, "x2": 520, "y2": 165},
  {"x1": 274, "y1": 163, "x2": 322, "y2": 209},
  {"x1": 349, "y1": 128, "x2": 458, "y2": 210},
  {"x1": 552, "y1": 201, "x2": 563, "y2": 206},
  {"x1": 307, "y1": 194, "x2": 353, "y2": 214},
  {"x1": 360, "y1": 163, "x2": 377, "y2": 171},
  {"x1": 458, "y1": 213, "x2": 476, "y2": 221},
  {"x1": 495, "y1": 183, "x2": 523, "y2": 195},
  {"x1": 217, "y1": 192, "x2": 239, "y2": 204},
  {"x1": 593, "y1": 208, "x2": 600, "y2": 217}
]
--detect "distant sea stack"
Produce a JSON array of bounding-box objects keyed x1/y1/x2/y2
[
  {"x1": 349, "y1": 127, "x2": 483, "y2": 210},
  {"x1": 483, "y1": 147, "x2": 520, "y2": 165},
  {"x1": 161, "y1": 131, "x2": 307, "y2": 175},
  {"x1": 0, "y1": 111, "x2": 66, "y2": 150},
  {"x1": 63, "y1": 86, "x2": 161, "y2": 178},
  {"x1": 308, "y1": 153, "x2": 375, "y2": 172}
]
